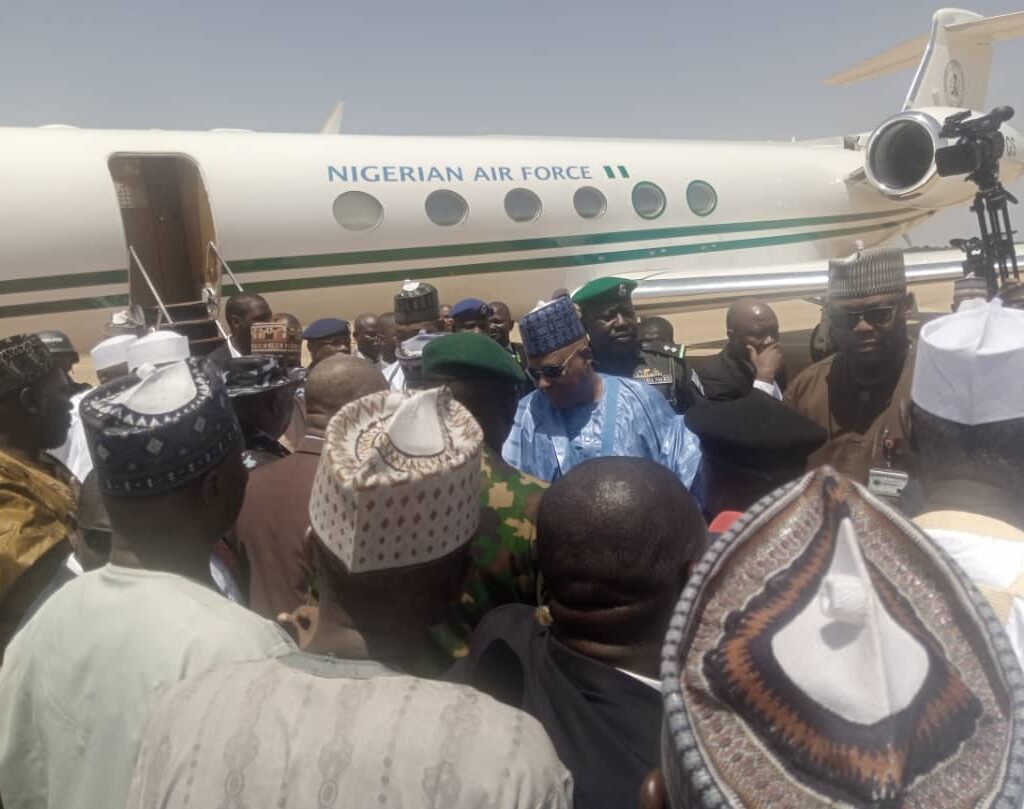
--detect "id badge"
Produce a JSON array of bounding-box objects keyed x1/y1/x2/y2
[{"x1": 868, "y1": 468, "x2": 909, "y2": 499}]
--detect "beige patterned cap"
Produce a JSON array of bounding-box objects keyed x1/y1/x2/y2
[
  {"x1": 309, "y1": 387, "x2": 483, "y2": 573},
  {"x1": 828, "y1": 247, "x2": 906, "y2": 300}
]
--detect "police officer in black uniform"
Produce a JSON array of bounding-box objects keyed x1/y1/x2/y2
[{"x1": 572, "y1": 277, "x2": 703, "y2": 413}]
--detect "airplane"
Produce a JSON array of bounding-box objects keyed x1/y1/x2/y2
[{"x1": 1, "y1": 7, "x2": 1023, "y2": 354}]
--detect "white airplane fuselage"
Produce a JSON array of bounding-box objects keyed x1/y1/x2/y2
[{"x1": 3, "y1": 122, "x2": 1016, "y2": 346}]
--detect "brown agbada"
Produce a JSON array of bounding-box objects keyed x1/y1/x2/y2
[
  {"x1": 0, "y1": 448, "x2": 74, "y2": 649},
  {"x1": 784, "y1": 347, "x2": 915, "y2": 483}
]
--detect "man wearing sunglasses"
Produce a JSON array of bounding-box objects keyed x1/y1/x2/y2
[
  {"x1": 501, "y1": 296, "x2": 702, "y2": 489},
  {"x1": 786, "y1": 248, "x2": 916, "y2": 489},
  {"x1": 573, "y1": 277, "x2": 703, "y2": 414}
]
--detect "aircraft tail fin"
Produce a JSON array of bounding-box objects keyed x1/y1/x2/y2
[
  {"x1": 824, "y1": 9, "x2": 1024, "y2": 111},
  {"x1": 319, "y1": 102, "x2": 344, "y2": 135}
]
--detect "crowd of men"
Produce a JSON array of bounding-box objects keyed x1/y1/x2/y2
[{"x1": 2, "y1": 249, "x2": 1024, "y2": 808}]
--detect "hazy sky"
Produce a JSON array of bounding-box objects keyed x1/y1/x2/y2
[{"x1": 3, "y1": 0, "x2": 1023, "y2": 244}]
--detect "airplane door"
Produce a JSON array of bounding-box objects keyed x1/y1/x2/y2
[{"x1": 108, "y1": 155, "x2": 216, "y2": 311}]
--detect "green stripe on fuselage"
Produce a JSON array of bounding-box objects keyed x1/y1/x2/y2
[
  {"x1": 224, "y1": 218, "x2": 904, "y2": 296},
  {"x1": 0, "y1": 212, "x2": 914, "y2": 319}
]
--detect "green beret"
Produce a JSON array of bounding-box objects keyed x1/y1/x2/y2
[
  {"x1": 422, "y1": 333, "x2": 526, "y2": 385},
  {"x1": 571, "y1": 276, "x2": 638, "y2": 309}
]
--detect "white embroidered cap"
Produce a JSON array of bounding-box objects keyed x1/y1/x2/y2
[
  {"x1": 127, "y1": 331, "x2": 190, "y2": 372},
  {"x1": 90, "y1": 334, "x2": 138, "y2": 371},
  {"x1": 912, "y1": 297, "x2": 1024, "y2": 425},
  {"x1": 309, "y1": 387, "x2": 483, "y2": 573}
]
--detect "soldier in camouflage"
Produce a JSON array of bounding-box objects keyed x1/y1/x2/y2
[
  {"x1": 573, "y1": 277, "x2": 704, "y2": 414},
  {"x1": 421, "y1": 332, "x2": 547, "y2": 659}
]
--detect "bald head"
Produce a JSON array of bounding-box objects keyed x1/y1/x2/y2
[
  {"x1": 304, "y1": 354, "x2": 388, "y2": 424},
  {"x1": 638, "y1": 316, "x2": 674, "y2": 345},
  {"x1": 726, "y1": 297, "x2": 779, "y2": 358},
  {"x1": 537, "y1": 458, "x2": 706, "y2": 664}
]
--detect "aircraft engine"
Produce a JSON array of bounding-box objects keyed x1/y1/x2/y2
[{"x1": 863, "y1": 111, "x2": 943, "y2": 199}]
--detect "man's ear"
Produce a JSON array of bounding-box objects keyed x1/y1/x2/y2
[
  {"x1": 199, "y1": 465, "x2": 223, "y2": 508},
  {"x1": 18, "y1": 386, "x2": 40, "y2": 414}
]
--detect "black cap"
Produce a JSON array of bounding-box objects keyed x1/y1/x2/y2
[
  {"x1": 36, "y1": 330, "x2": 79, "y2": 361},
  {"x1": 394, "y1": 281, "x2": 440, "y2": 325}
]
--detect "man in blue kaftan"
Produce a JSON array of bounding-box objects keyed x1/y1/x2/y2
[{"x1": 501, "y1": 296, "x2": 701, "y2": 487}]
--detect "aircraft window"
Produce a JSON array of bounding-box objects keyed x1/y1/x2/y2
[
  {"x1": 632, "y1": 182, "x2": 666, "y2": 220},
  {"x1": 425, "y1": 189, "x2": 469, "y2": 227},
  {"x1": 573, "y1": 186, "x2": 607, "y2": 219},
  {"x1": 504, "y1": 188, "x2": 542, "y2": 223},
  {"x1": 686, "y1": 180, "x2": 718, "y2": 217},
  {"x1": 332, "y1": 191, "x2": 384, "y2": 231}
]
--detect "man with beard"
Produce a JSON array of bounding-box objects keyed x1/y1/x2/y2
[
  {"x1": 573, "y1": 277, "x2": 702, "y2": 413},
  {"x1": 786, "y1": 248, "x2": 915, "y2": 487}
]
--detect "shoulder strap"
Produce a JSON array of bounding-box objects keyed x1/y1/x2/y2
[{"x1": 601, "y1": 375, "x2": 621, "y2": 458}]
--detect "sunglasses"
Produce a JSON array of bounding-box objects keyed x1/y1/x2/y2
[
  {"x1": 527, "y1": 343, "x2": 584, "y2": 382},
  {"x1": 830, "y1": 305, "x2": 896, "y2": 330}
]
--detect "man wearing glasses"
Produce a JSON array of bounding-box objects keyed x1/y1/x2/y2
[
  {"x1": 501, "y1": 296, "x2": 701, "y2": 488},
  {"x1": 786, "y1": 248, "x2": 916, "y2": 490}
]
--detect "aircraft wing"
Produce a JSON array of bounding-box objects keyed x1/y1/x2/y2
[{"x1": 625, "y1": 246, "x2": 1017, "y2": 313}]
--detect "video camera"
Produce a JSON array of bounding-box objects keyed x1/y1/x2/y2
[
  {"x1": 940, "y1": 106, "x2": 1019, "y2": 295},
  {"x1": 936, "y1": 106, "x2": 1014, "y2": 179}
]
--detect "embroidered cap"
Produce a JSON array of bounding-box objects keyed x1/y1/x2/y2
[
  {"x1": 661, "y1": 467, "x2": 1024, "y2": 808},
  {"x1": 81, "y1": 357, "x2": 241, "y2": 496},
  {"x1": 519, "y1": 297, "x2": 588, "y2": 358},
  {"x1": 0, "y1": 334, "x2": 56, "y2": 397},
  {"x1": 252, "y1": 321, "x2": 303, "y2": 361},
  {"x1": 309, "y1": 387, "x2": 483, "y2": 574},
  {"x1": 394, "y1": 281, "x2": 441, "y2": 326},
  {"x1": 828, "y1": 247, "x2": 906, "y2": 300},
  {"x1": 912, "y1": 297, "x2": 1024, "y2": 426}
]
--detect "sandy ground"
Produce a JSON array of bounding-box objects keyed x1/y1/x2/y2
[{"x1": 66, "y1": 280, "x2": 955, "y2": 387}]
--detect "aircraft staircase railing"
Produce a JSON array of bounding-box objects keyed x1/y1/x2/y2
[
  {"x1": 208, "y1": 241, "x2": 245, "y2": 293},
  {"x1": 127, "y1": 244, "x2": 229, "y2": 357}
]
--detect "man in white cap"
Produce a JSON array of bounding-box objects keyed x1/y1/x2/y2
[
  {"x1": 125, "y1": 388, "x2": 573, "y2": 809},
  {"x1": 910, "y1": 298, "x2": 1024, "y2": 662},
  {"x1": 659, "y1": 466, "x2": 1024, "y2": 809},
  {"x1": 0, "y1": 358, "x2": 294, "y2": 809},
  {"x1": 47, "y1": 334, "x2": 137, "y2": 483}
]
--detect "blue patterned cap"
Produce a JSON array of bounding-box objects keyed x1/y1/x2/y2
[
  {"x1": 519, "y1": 297, "x2": 587, "y2": 358},
  {"x1": 81, "y1": 357, "x2": 241, "y2": 497}
]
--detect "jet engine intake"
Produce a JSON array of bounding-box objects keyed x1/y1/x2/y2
[{"x1": 864, "y1": 112, "x2": 941, "y2": 199}]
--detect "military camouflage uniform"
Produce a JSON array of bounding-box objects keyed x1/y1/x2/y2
[{"x1": 431, "y1": 445, "x2": 547, "y2": 659}]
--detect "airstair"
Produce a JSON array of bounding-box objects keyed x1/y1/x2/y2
[{"x1": 126, "y1": 241, "x2": 244, "y2": 357}]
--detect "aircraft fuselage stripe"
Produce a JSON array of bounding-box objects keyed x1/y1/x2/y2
[
  {"x1": 0, "y1": 217, "x2": 906, "y2": 320},
  {"x1": 0, "y1": 208, "x2": 915, "y2": 297}
]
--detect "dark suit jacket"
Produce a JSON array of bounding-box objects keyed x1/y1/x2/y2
[
  {"x1": 454, "y1": 604, "x2": 662, "y2": 809},
  {"x1": 696, "y1": 348, "x2": 787, "y2": 401},
  {"x1": 235, "y1": 435, "x2": 322, "y2": 619}
]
